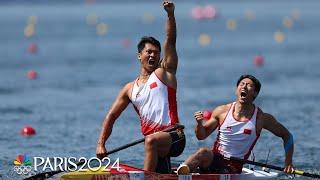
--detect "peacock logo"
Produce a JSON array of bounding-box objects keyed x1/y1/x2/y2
[
  {"x1": 13, "y1": 154, "x2": 33, "y2": 175},
  {"x1": 13, "y1": 154, "x2": 32, "y2": 166}
]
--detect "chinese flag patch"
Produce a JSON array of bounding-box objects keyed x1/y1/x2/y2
[
  {"x1": 149, "y1": 82, "x2": 158, "y2": 89},
  {"x1": 243, "y1": 129, "x2": 252, "y2": 135}
]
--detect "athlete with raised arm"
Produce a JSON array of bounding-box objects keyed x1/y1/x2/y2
[{"x1": 96, "y1": 1, "x2": 185, "y2": 173}]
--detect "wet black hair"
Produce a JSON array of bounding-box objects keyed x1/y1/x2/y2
[
  {"x1": 137, "y1": 36, "x2": 161, "y2": 53},
  {"x1": 236, "y1": 74, "x2": 261, "y2": 95}
]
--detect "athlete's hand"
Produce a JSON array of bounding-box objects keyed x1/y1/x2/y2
[
  {"x1": 194, "y1": 111, "x2": 204, "y2": 123},
  {"x1": 284, "y1": 162, "x2": 295, "y2": 174},
  {"x1": 163, "y1": 1, "x2": 175, "y2": 14},
  {"x1": 96, "y1": 144, "x2": 108, "y2": 160}
]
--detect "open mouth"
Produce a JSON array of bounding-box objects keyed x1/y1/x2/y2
[
  {"x1": 148, "y1": 59, "x2": 155, "y2": 65},
  {"x1": 240, "y1": 91, "x2": 247, "y2": 98}
]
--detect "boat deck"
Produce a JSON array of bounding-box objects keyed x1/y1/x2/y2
[{"x1": 60, "y1": 163, "x2": 278, "y2": 180}]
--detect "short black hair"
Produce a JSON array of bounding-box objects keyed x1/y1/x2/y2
[
  {"x1": 137, "y1": 36, "x2": 161, "y2": 53},
  {"x1": 236, "y1": 74, "x2": 261, "y2": 95}
]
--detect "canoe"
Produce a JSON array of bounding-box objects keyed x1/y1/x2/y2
[{"x1": 60, "y1": 163, "x2": 278, "y2": 180}]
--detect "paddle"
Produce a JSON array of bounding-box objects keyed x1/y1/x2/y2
[
  {"x1": 228, "y1": 156, "x2": 320, "y2": 179},
  {"x1": 24, "y1": 124, "x2": 184, "y2": 180}
]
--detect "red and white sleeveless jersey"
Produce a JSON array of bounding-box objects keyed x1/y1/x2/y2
[
  {"x1": 213, "y1": 102, "x2": 260, "y2": 159},
  {"x1": 131, "y1": 72, "x2": 179, "y2": 136}
]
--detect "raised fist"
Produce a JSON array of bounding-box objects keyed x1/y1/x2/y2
[{"x1": 163, "y1": 1, "x2": 175, "y2": 13}]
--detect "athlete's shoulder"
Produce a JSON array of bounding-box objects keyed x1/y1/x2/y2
[
  {"x1": 257, "y1": 108, "x2": 277, "y2": 125},
  {"x1": 154, "y1": 68, "x2": 177, "y2": 89},
  {"x1": 216, "y1": 103, "x2": 232, "y2": 112},
  {"x1": 155, "y1": 66, "x2": 175, "y2": 77},
  {"x1": 256, "y1": 107, "x2": 270, "y2": 119},
  {"x1": 256, "y1": 107, "x2": 263, "y2": 117},
  {"x1": 125, "y1": 81, "x2": 134, "y2": 88},
  {"x1": 213, "y1": 103, "x2": 232, "y2": 115},
  {"x1": 121, "y1": 81, "x2": 133, "y2": 90},
  {"x1": 119, "y1": 81, "x2": 134, "y2": 96},
  {"x1": 154, "y1": 67, "x2": 164, "y2": 76}
]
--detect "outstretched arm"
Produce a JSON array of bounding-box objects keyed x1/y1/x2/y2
[
  {"x1": 161, "y1": 1, "x2": 178, "y2": 74},
  {"x1": 262, "y1": 113, "x2": 294, "y2": 173},
  {"x1": 96, "y1": 83, "x2": 132, "y2": 159}
]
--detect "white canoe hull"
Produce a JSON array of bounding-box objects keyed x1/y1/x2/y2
[{"x1": 60, "y1": 163, "x2": 278, "y2": 180}]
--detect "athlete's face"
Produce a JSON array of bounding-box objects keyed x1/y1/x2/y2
[
  {"x1": 138, "y1": 43, "x2": 161, "y2": 73},
  {"x1": 236, "y1": 78, "x2": 257, "y2": 104}
]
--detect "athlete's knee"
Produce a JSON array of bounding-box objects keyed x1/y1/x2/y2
[
  {"x1": 195, "y1": 148, "x2": 213, "y2": 168},
  {"x1": 145, "y1": 136, "x2": 157, "y2": 149},
  {"x1": 196, "y1": 148, "x2": 211, "y2": 157}
]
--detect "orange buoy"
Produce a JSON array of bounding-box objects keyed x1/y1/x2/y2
[
  {"x1": 198, "y1": 34, "x2": 211, "y2": 46},
  {"x1": 24, "y1": 24, "x2": 35, "y2": 38},
  {"x1": 21, "y1": 126, "x2": 36, "y2": 136},
  {"x1": 27, "y1": 70, "x2": 38, "y2": 80},
  {"x1": 191, "y1": 6, "x2": 204, "y2": 20},
  {"x1": 203, "y1": 5, "x2": 217, "y2": 19},
  {"x1": 254, "y1": 55, "x2": 264, "y2": 67},
  {"x1": 27, "y1": 43, "x2": 38, "y2": 54}
]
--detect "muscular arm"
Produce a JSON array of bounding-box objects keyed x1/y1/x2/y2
[
  {"x1": 195, "y1": 105, "x2": 227, "y2": 140},
  {"x1": 262, "y1": 113, "x2": 294, "y2": 169},
  {"x1": 160, "y1": 1, "x2": 178, "y2": 74},
  {"x1": 96, "y1": 83, "x2": 132, "y2": 152}
]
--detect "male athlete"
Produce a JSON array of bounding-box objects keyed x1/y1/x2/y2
[
  {"x1": 177, "y1": 75, "x2": 294, "y2": 174},
  {"x1": 96, "y1": 1, "x2": 185, "y2": 173}
]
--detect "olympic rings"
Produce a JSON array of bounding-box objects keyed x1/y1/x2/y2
[{"x1": 13, "y1": 166, "x2": 32, "y2": 175}]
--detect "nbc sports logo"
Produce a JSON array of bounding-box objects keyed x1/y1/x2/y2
[{"x1": 13, "y1": 154, "x2": 33, "y2": 175}]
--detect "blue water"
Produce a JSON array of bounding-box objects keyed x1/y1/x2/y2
[{"x1": 1, "y1": 1, "x2": 320, "y2": 179}]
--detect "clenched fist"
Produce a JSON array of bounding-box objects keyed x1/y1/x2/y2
[
  {"x1": 163, "y1": 1, "x2": 175, "y2": 14},
  {"x1": 194, "y1": 111, "x2": 204, "y2": 122}
]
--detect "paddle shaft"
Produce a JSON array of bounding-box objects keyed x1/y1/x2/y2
[
  {"x1": 106, "y1": 124, "x2": 184, "y2": 155},
  {"x1": 24, "y1": 124, "x2": 184, "y2": 180},
  {"x1": 229, "y1": 156, "x2": 320, "y2": 179}
]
